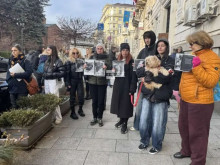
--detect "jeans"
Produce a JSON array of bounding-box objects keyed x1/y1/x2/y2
[
  {"x1": 139, "y1": 98, "x2": 168, "y2": 150},
  {"x1": 133, "y1": 92, "x2": 143, "y2": 130}
]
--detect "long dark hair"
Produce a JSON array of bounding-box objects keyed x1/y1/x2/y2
[{"x1": 47, "y1": 45, "x2": 59, "y2": 67}]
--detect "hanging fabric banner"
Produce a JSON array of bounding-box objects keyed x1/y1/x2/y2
[{"x1": 123, "y1": 11, "x2": 130, "y2": 28}]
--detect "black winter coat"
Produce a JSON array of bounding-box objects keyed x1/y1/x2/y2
[
  {"x1": 65, "y1": 60, "x2": 84, "y2": 86},
  {"x1": 137, "y1": 44, "x2": 156, "y2": 60},
  {"x1": 110, "y1": 59, "x2": 137, "y2": 118},
  {"x1": 88, "y1": 53, "x2": 110, "y2": 85},
  {"x1": 136, "y1": 55, "x2": 174, "y2": 103},
  {"x1": 26, "y1": 50, "x2": 41, "y2": 71},
  {"x1": 43, "y1": 58, "x2": 65, "y2": 80},
  {"x1": 6, "y1": 56, "x2": 32, "y2": 94}
]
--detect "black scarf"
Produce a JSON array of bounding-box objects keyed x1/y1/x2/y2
[{"x1": 10, "y1": 54, "x2": 25, "y2": 67}]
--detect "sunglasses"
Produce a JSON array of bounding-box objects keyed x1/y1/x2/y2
[
  {"x1": 72, "y1": 52, "x2": 79, "y2": 55},
  {"x1": 189, "y1": 42, "x2": 198, "y2": 46}
]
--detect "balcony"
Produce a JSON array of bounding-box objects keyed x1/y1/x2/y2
[
  {"x1": 136, "y1": 0, "x2": 146, "y2": 9},
  {"x1": 132, "y1": 18, "x2": 139, "y2": 27}
]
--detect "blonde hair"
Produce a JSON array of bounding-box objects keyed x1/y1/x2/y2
[
  {"x1": 85, "y1": 47, "x2": 92, "y2": 59},
  {"x1": 68, "y1": 48, "x2": 83, "y2": 62},
  {"x1": 186, "y1": 30, "x2": 214, "y2": 49}
]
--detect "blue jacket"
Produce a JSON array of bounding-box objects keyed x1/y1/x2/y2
[{"x1": 6, "y1": 56, "x2": 32, "y2": 94}]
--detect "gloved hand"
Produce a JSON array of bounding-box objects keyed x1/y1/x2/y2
[
  {"x1": 192, "y1": 56, "x2": 201, "y2": 68},
  {"x1": 144, "y1": 71, "x2": 154, "y2": 83}
]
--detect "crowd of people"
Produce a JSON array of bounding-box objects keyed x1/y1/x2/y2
[{"x1": 4, "y1": 30, "x2": 220, "y2": 165}]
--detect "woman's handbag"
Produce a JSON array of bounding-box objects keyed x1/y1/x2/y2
[{"x1": 23, "y1": 76, "x2": 40, "y2": 95}]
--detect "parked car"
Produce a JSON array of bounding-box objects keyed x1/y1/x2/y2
[
  {"x1": 0, "y1": 56, "x2": 8, "y2": 72},
  {"x1": 0, "y1": 72, "x2": 11, "y2": 112}
]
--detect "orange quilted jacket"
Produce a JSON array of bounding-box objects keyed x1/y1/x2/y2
[{"x1": 179, "y1": 49, "x2": 220, "y2": 104}]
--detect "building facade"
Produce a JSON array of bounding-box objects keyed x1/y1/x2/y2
[
  {"x1": 98, "y1": 3, "x2": 136, "y2": 54},
  {"x1": 131, "y1": 0, "x2": 220, "y2": 57}
]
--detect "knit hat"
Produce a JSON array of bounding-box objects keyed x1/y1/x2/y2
[
  {"x1": 96, "y1": 43, "x2": 105, "y2": 51},
  {"x1": 120, "y1": 43, "x2": 130, "y2": 51}
]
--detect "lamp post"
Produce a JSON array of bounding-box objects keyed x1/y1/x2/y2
[{"x1": 20, "y1": 23, "x2": 25, "y2": 53}]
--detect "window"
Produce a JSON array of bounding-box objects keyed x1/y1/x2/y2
[
  {"x1": 166, "y1": 5, "x2": 171, "y2": 33},
  {"x1": 119, "y1": 10, "x2": 122, "y2": 14}
]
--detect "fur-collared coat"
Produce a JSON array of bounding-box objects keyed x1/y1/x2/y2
[{"x1": 110, "y1": 59, "x2": 137, "y2": 118}]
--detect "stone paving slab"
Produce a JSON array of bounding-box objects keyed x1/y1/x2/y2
[
  {"x1": 77, "y1": 138, "x2": 116, "y2": 152},
  {"x1": 14, "y1": 149, "x2": 88, "y2": 165},
  {"x1": 129, "y1": 153, "x2": 174, "y2": 165},
  {"x1": 72, "y1": 128, "x2": 96, "y2": 138},
  {"x1": 52, "y1": 137, "x2": 81, "y2": 149},
  {"x1": 94, "y1": 129, "x2": 128, "y2": 140},
  {"x1": 116, "y1": 140, "x2": 142, "y2": 153},
  {"x1": 84, "y1": 151, "x2": 128, "y2": 165},
  {"x1": 12, "y1": 87, "x2": 220, "y2": 165},
  {"x1": 45, "y1": 127, "x2": 76, "y2": 138},
  {"x1": 35, "y1": 136, "x2": 59, "y2": 149}
]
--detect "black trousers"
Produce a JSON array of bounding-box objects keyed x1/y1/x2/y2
[
  {"x1": 89, "y1": 84, "x2": 107, "y2": 119},
  {"x1": 10, "y1": 93, "x2": 28, "y2": 109},
  {"x1": 70, "y1": 80, "x2": 84, "y2": 108}
]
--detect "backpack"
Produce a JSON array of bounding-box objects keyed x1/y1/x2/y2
[
  {"x1": 36, "y1": 62, "x2": 44, "y2": 73},
  {"x1": 214, "y1": 79, "x2": 220, "y2": 102}
]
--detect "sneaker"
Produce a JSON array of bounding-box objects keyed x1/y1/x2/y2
[
  {"x1": 115, "y1": 120, "x2": 123, "y2": 128},
  {"x1": 121, "y1": 123, "x2": 128, "y2": 134},
  {"x1": 98, "y1": 119, "x2": 104, "y2": 127},
  {"x1": 55, "y1": 119, "x2": 62, "y2": 125},
  {"x1": 129, "y1": 126, "x2": 136, "y2": 131},
  {"x1": 90, "y1": 118, "x2": 98, "y2": 126},
  {"x1": 138, "y1": 144, "x2": 148, "y2": 151},
  {"x1": 149, "y1": 147, "x2": 159, "y2": 154}
]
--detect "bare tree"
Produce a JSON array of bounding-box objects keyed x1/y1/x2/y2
[{"x1": 57, "y1": 17, "x2": 96, "y2": 47}]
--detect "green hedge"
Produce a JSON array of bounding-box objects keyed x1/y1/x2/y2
[
  {"x1": 0, "y1": 51, "x2": 11, "y2": 59},
  {"x1": 0, "y1": 109, "x2": 44, "y2": 127}
]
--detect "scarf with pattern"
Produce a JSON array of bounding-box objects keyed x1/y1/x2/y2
[{"x1": 10, "y1": 54, "x2": 25, "y2": 67}]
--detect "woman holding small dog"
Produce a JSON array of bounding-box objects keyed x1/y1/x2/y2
[
  {"x1": 136, "y1": 39, "x2": 174, "y2": 154},
  {"x1": 110, "y1": 43, "x2": 137, "y2": 134}
]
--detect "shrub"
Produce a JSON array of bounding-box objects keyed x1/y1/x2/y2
[
  {"x1": 17, "y1": 94, "x2": 61, "y2": 114},
  {"x1": 0, "y1": 109, "x2": 44, "y2": 127},
  {"x1": 0, "y1": 51, "x2": 11, "y2": 59},
  {"x1": 59, "y1": 95, "x2": 69, "y2": 103}
]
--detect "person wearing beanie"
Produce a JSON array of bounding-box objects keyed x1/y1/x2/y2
[
  {"x1": 110, "y1": 43, "x2": 137, "y2": 134},
  {"x1": 86, "y1": 43, "x2": 111, "y2": 127},
  {"x1": 130, "y1": 30, "x2": 157, "y2": 132}
]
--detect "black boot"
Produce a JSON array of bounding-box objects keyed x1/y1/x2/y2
[
  {"x1": 90, "y1": 118, "x2": 98, "y2": 126},
  {"x1": 121, "y1": 122, "x2": 128, "y2": 134},
  {"x1": 85, "y1": 93, "x2": 91, "y2": 100},
  {"x1": 115, "y1": 119, "x2": 123, "y2": 128},
  {"x1": 70, "y1": 107, "x2": 78, "y2": 120},
  {"x1": 78, "y1": 105, "x2": 85, "y2": 117}
]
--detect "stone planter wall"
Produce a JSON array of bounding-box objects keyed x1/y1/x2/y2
[
  {"x1": 60, "y1": 98, "x2": 70, "y2": 116},
  {"x1": 0, "y1": 111, "x2": 53, "y2": 149}
]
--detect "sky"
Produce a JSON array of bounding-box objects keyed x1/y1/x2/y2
[{"x1": 44, "y1": 0, "x2": 133, "y2": 25}]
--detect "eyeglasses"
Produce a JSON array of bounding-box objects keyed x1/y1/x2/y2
[{"x1": 72, "y1": 52, "x2": 79, "y2": 55}]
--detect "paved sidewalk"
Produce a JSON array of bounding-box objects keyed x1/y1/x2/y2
[{"x1": 14, "y1": 87, "x2": 220, "y2": 165}]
